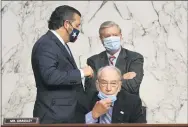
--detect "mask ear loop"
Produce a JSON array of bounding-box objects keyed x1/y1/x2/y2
[{"x1": 64, "y1": 20, "x2": 74, "y2": 34}]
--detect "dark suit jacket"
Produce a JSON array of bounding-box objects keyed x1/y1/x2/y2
[
  {"x1": 31, "y1": 30, "x2": 88, "y2": 124},
  {"x1": 85, "y1": 47, "x2": 144, "y2": 95},
  {"x1": 87, "y1": 90, "x2": 146, "y2": 123}
]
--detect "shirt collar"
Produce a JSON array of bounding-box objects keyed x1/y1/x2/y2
[
  {"x1": 106, "y1": 47, "x2": 121, "y2": 58},
  {"x1": 50, "y1": 30, "x2": 65, "y2": 46}
]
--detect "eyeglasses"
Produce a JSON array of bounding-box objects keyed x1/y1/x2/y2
[{"x1": 98, "y1": 80, "x2": 121, "y2": 87}]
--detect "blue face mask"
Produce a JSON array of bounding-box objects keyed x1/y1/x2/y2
[
  {"x1": 97, "y1": 91, "x2": 117, "y2": 106},
  {"x1": 103, "y1": 36, "x2": 121, "y2": 52}
]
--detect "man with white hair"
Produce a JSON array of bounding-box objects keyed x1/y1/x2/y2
[{"x1": 85, "y1": 66, "x2": 146, "y2": 123}]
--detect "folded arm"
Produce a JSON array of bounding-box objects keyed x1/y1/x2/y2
[{"x1": 122, "y1": 55, "x2": 144, "y2": 95}]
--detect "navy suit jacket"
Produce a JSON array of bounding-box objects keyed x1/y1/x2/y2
[{"x1": 31, "y1": 30, "x2": 88, "y2": 124}]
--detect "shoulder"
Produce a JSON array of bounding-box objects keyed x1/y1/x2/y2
[
  {"x1": 122, "y1": 48, "x2": 143, "y2": 60},
  {"x1": 32, "y1": 32, "x2": 57, "y2": 55},
  {"x1": 118, "y1": 90, "x2": 141, "y2": 104},
  {"x1": 86, "y1": 90, "x2": 99, "y2": 109},
  {"x1": 34, "y1": 32, "x2": 53, "y2": 47},
  {"x1": 87, "y1": 51, "x2": 106, "y2": 62}
]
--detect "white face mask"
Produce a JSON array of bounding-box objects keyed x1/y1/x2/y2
[{"x1": 103, "y1": 36, "x2": 121, "y2": 52}]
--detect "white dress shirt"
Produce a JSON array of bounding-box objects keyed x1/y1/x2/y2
[{"x1": 50, "y1": 30, "x2": 85, "y2": 89}]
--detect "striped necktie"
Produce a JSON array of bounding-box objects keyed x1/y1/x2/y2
[
  {"x1": 100, "y1": 107, "x2": 112, "y2": 124},
  {"x1": 109, "y1": 56, "x2": 116, "y2": 65}
]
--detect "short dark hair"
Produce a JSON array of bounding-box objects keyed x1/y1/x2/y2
[{"x1": 48, "y1": 5, "x2": 81, "y2": 30}]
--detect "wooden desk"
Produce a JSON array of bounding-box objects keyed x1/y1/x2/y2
[{"x1": 1, "y1": 124, "x2": 188, "y2": 127}]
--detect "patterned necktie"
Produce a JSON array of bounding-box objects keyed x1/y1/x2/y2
[
  {"x1": 109, "y1": 56, "x2": 116, "y2": 65},
  {"x1": 100, "y1": 108, "x2": 112, "y2": 124}
]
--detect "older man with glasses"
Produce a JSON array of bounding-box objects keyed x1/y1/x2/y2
[{"x1": 85, "y1": 66, "x2": 146, "y2": 124}]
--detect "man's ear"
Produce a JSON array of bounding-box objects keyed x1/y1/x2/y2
[
  {"x1": 63, "y1": 20, "x2": 70, "y2": 29},
  {"x1": 99, "y1": 36, "x2": 104, "y2": 45},
  {"x1": 120, "y1": 34, "x2": 123, "y2": 41}
]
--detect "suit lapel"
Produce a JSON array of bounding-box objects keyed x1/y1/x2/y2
[
  {"x1": 99, "y1": 52, "x2": 109, "y2": 67},
  {"x1": 46, "y1": 31, "x2": 77, "y2": 68},
  {"x1": 91, "y1": 92, "x2": 100, "y2": 109},
  {"x1": 112, "y1": 92, "x2": 125, "y2": 123},
  {"x1": 65, "y1": 44, "x2": 78, "y2": 68},
  {"x1": 115, "y1": 48, "x2": 128, "y2": 73}
]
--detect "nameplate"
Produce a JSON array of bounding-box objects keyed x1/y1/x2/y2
[{"x1": 3, "y1": 118, "x2": 39, "y2": 124}]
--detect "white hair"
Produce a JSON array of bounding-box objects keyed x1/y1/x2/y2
[{"x1": 97, "y1": 66, "x2": 122, "y2": 81}]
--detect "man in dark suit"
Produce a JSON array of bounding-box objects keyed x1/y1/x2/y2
[
  {"x1": 85, "y1": 21, "x2": 146, "y2": 119},
  {"x1": 85, "y1": 66, "x2": 146, "y2": 123},
  {"x1": 31, "y1": 5, "x2": 93, "y2": 124}
]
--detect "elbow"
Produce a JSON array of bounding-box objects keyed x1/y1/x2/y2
[
  {"x1": 42, "y1": 70, "x2": 66, "y2": 86},
  {"x1": 45, "y1": 79, "x2": 57, "y2": 86},
  {"x1": 43, "y1": 75, "x2": 58, "y2": 86},
  {"x1": 129, "y1": 79, "x2": 141, "y2": 95},
  {"x1": 134, "y1": 80, "x2": 142, "y2": 94}
]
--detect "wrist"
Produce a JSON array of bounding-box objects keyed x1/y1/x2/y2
[
  {"x1": 92, "y1": 111, "x2": 99, "y2": 120},
  {"x1": 81, "y1": 69, "x2": 86, "y2": 76}
]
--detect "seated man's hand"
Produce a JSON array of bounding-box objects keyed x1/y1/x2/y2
[
  {"x1": 123, "y1": 72, "x2": 136, "y2": 79},
  {"x1": 91, "y1": 98, "x2": 112, "y2": 119}
]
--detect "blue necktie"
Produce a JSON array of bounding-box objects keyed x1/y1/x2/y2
[{"x1": 100, "y1": 107, "x2": 112, "y2": 124}]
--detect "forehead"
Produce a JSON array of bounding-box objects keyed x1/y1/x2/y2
[
  {"x1": 100, "y1": 69, "x2": 120, "y2": 80},
  {"x1": 100, "y1": 25, "x2": 120, "y2": 36}
]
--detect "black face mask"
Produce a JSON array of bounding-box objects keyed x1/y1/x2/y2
[{"x1": 67, "y1": 22, "x2": 80, "y2": 43}]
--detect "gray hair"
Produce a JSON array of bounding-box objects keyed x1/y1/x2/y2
[
  {"x1": 97, "y1": 66, "x2": 122, "y2": 80},
  {"x1": 99, "y1": 21, "x2": 122, "y2": 35}
]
